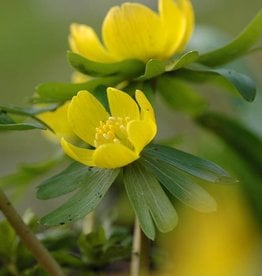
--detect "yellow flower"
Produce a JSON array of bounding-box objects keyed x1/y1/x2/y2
[
  {"x1": 37, "y1": 74, "x2": 90, "y2": 141},
  {"x1": 38, "y1": 102, "x2": 75, "y2": 142},
  {"x1": 69, "y1": 0, "x2": 194, "y2": 63},
  {"x1": 61, "y1": 88, "x2": 157, "y2": 168}
]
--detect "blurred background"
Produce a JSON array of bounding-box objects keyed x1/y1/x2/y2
[{"x1": 0, "y1": 1, "x2": 261, "y2": 275}]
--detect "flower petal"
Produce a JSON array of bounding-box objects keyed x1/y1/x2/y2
[
  {"x1": 68, "y1": 90, "x2": 109, "y2": 146},
  {"x1": 127, "y1": 120, "x2": 156, "y2": 154},
  {"x1": 135, "y1": 90, "x2": 157, "y2": 127},
  {"x1": 69, "y1": 23, "x2": 115, "y2": 63},
  {"x1": 177, "y1": 0, "x2": 195, "y2": 51},
  {"x1": 38, "y1": 102, "x2": 75, "y2": 141},
  {"x1": 102, "y1": 3, "x2": 165, "y2": 61},
  {"x1": 93, "y1": 143, "x2": 139, "y2": 168},
  {"x1": 159, "y1": 0, "x2": 187, "y2": 56},
  {"x1": 107, "y1": 87, "x2": 139, "y2": 120},
  {"x1": 61, "y1": 137, "x2": 95, "y2": 167}
]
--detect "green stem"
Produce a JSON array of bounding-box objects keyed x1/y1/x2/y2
[
  {"x1": 130, "y1": 217, "x2": 150, "y2": 276},
  {"x1": 140, "y1": 229, "x2": 150, "y2": 276},
  {"x1": 82, "y1": 212, "x2": 95, "y2": 235},
  {"x1": 0, "y1": 188, "x2": 65, "y2": 276}
]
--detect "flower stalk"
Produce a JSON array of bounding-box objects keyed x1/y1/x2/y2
[
  {"x1": 130, "y1": 216, "x2": 150, "y2": 276},
  {"x1": 0, "y1": 187, "x2": 64, "y2": 276}
]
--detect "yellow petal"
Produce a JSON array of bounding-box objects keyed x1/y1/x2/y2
[
  {"x1": 177, "y1": 0, "x2": 195, "y2": 51},
  {"x1": 68, "y1": 90, "x2": 109, "y2": 146},
  {"x1": 107, "y1": 87, "x2": 139, "y2": 120},
  {"x1": 102, "y1": 3, "x2": 165, "y2": 61},
  {"x1": 61, "y1": 137, "x2": 95, "y2": 167},
  {"x1": 69, "y1": 23, "x2": 115, "y2": 63},
  {"x1": 159, "y1": 0, "x2": 187, "y2": 57},
  {"x1": 38, "y1": 102, "x2": 75, "y2": 141},
  {"x1": 127, "y1": 120, "x2": 156, "y2": 154},
  {"x1": 93, "y1": 143, "x2": 139, "y2": 168},
  {"x1": 135, "y1": 90, "x2": 157, "y2": 127}
]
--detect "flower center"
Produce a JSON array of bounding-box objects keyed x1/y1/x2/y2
[{"x1": 94, "y1": 116, "x2": 132, "y2": 148}]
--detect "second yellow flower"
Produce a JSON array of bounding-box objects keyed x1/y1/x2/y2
[{"x1": 69, "y1": 0, "x2": 194, "y2": 63}]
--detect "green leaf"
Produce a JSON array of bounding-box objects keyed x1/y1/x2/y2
[
  {"x1": 135, "y1": 52, "x2": 199, "y2": 81},
  {"x1": 166, "y1": 51, "x2": 199, "y2": 71},
  {"x1": 0, "y1": 111, "x2": 39, "y2": 131},
  {"x1": 51, "y1": 251, "x2": 84, "y2": 268},
  {"x1": 141, "y1": 156, "x2": 217, "y2": 212},
  {"x1": 0, "y1": 111, "x2": 15, "y2": 124},
  {"x1": 196, "y1": 112, "x2": 262, "y2": 174},
  {"x1": 0, "y1": 104, "x2": 58, "y2": 116},
  {"x1": 67, "y1": 52, "x2": 144, "y2": 77},
  {"x1": 35, "y1": 75, "x2": 124, "y2": 102},
  {"x1": 78, "y1": 226, "x2": 131, "y2": 266},
  {"x1": 37, "y1": 162, "x2": 98, "y2": 199},
  {"x1": 40, "y1": 168, "x2": 119, "y2": 226},
  {"x1": 214, "y1": 68, "x2": 256, "y2": 102},
  {"x1": 137, "y1": 59, "x2": 166, "y2": 81},
  {"x1": 0, "y1": 105, "x2": 60, "y2": 131},
  {"x1": 176, "y1": 67, "x2": 256, "y2": 102},
  {"x1": 198, "y1": 10, "x2": 262, "y2": 66},
  {"x1": 124, "y1": 161, "x2": 178, "y2": 239},
  {"x1": 0, "y1": 105, "x2": 58, "y2": 131},
  {"x1": 157, "y1": 75, "x2": 206, "y2": 115},
  {"x1": 142, "y1": 144, "x2": 234, "y2": 183},
  {"x1": 0, "y1": 121, "x2": 46, "y2": 130},
  {"x1": 78, "y1": 227, "x2": 106, "y2": 265}
]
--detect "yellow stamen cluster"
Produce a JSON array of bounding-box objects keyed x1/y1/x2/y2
[{"x1": 94, "y1": 116, "x2": 130, "y2": 147}]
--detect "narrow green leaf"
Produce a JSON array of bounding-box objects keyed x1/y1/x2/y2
[
  {"x1": 196, "y1": 112, "x2": 262, "y2": 173},
  {"x1": 157, "y1": 75, "x2": 206, "y2": 115},
  {"x1": 124, "y1": 162, "x2": 178, "y2": 239},
  {"x1": 37, "y1": 162, "x2": 97, "y2": 199},
  {"x1": 0, "y1": 105, "x2": 57, "y2": 131},
  {"x1": 142, "y1": 144, "x2": 234, "y2": 183},
  {"x1": 141, "y1": 157, "x2": 217, "y2": 212},
  {"x1": 137, "y1": 59, "x2": 166, "y2": 81},
  {"x1": 124, "y1": 172, "x2": 155, "y2": 239},
  {"x1": 67, "y1": 52, "x2": 144, "y2": 77},
  {"x1": 166, "y1": 51, "x2": 199, "y2": 71},
  {"x1": 35, "y1": 75, "x2": 124, "y2": 102},
  {"x1": 0, "y1": 122, "x2": 46, "y2": 130},
  {"x1": 176, "y1": 67, "x2": 256, "y2": 102},
  {"x1": 198, "y1": 10, "x2": 262, "y2": 66},
  {"x1": 40, "y1": 168, "x2": 119, "y2": 226},
  {"x1": 214, "y1": 68, "x2": 256, "y2": 102},
  {"x1": 0, "y1": 104, "x2": 58, "y2": 116},
  {"x1": 0, "y1": 111, "x2": 15, "y2": 124},
  {"x1": 137, "y1": 52, "x2": 199, "y2": 81}
]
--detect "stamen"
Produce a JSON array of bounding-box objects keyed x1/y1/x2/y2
[
  {"x1": 113, "y1": 138, "x2": 120, "y2": 144},
  {"x1": 120, "y1": 125, "x2": 126, "y2": 131},
  {"x1": 94, "y1": 116, "x2": 132, "y2": 148}
]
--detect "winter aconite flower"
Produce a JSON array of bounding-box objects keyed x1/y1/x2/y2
[
  {"x1": 69, "y1": 0, "x2": 194, "y2": 63},
  {"x1": 61, "y1": 88, "x2": 157, "y2": 168}
]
